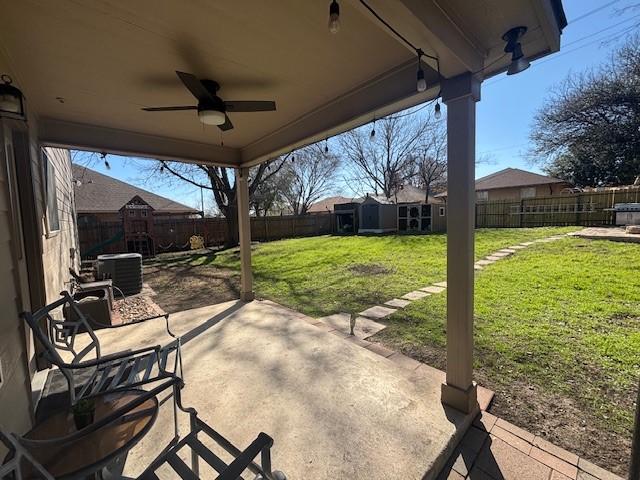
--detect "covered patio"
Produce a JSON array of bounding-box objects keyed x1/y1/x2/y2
[
  {"x1": 65, "y1": 299, "x2": 479, "y2": 479},
  {"x1": 0, "y1": 0, "x2": 567, "y2": 477}
]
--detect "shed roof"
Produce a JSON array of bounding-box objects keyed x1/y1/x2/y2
[
  {"x1": 72, "y1": 164, "x2": 198, "y2": 214},
  {"x1": 308, "y1": 196, "x2": 359, "y2": 213}
]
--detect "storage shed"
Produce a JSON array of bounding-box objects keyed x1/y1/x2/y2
[
  {"x1": 334, "y1": 201, "x2": 362, "y2": 234},
  {"x1": 358, "y1": 196, "x2": 397, "y2": 234}
]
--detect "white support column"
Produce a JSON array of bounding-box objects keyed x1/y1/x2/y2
[
  {"x1": 441, "y1": 73, "x2": 481, "y2": 414},
  {"x1": 236, "y1": 167, "x2": 254, "y2": 302}
]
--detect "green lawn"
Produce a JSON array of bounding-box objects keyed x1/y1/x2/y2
[
  {"x1": 376, "y1": 236, "x2": 640, "y2": 439},
  {"x1": 211, "y1": 227, "x2": 576, "y2": 317},
  {"x1": 147, "y1": 227, "x2": 638, "y2": 473}
]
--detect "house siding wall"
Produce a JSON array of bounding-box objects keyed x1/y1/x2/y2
[
  {"x1": 483, "y1": 183, "x2": 569, "y2": 201},
  {"x1": 0, "y1": 74, "x2": 79, "y2": 443},
  {"x1": 38, "y1": 147, "x2": 79, "y2": 303},
  {"x1": 0, "y1": 122, "x2": 34, "y2": 438}
]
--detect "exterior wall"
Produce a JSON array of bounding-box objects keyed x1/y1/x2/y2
[
  {"x1": 37, "y1": 147, "x2": 79, "y2": 303},
  {"x1": 0, "y1": 120, "x2": 34, "y2": 437},
  {"x1": 431, "y1": 204, "x2": 447, "y2": 232},
  {"x1": 379, "y1": 204, "x2": 398, "y2": 231},
  {"x1": 481, "y1": 183, "x2": 569, "y2": 202},
  {"x1": 0, "y1": 53, "x2": 79, "y2": 440}
]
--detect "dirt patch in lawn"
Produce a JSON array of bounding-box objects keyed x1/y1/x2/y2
[
  {"x1": 372, "y1": 337, "x2": 632, "y2": 476},
  {"x1": 348, "y1": 263, "x2": 394, "y2": 276},
  {"x1": 143, "y1": 259, "x2": 240, "y2": 313}
]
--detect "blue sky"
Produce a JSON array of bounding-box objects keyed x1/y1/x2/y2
[{"x1": 77, "y1": 0, "x2": 636, "y2": 208}]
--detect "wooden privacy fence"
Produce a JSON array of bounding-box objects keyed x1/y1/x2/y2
[
  {"x1": 476, "y1": 187, "x2": 640, "y2": 228},
  {"x1": 78, "y1": 213, "x2": 336, "y2": 257}
]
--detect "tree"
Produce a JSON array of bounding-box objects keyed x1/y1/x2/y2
[
  {"x1": 412, "y1": 118, "x2": 447, "y2": 201},
  {"x1": 281, "y1": 145, "x2": 340, "y2": 215},
  {"x1": 149, "y1": 158, "x2": 287, "y2": 246},
  {"x1": 339, "y1": 109, "x2": 436, "y2": 199},
  {"x1": 250, "y1": 165, "x2": 289, "y2": 216},
  {"x1": 529, "y1": 36, "x2": 640, "y2": 187}
]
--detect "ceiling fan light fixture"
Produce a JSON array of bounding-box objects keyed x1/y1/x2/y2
[{"x1": 198, "y1": 108, "x2": 226, "y2": 126}]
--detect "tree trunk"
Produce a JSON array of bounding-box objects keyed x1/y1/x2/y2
[{"x1": 224, "y1": 204, "x2": 239, "y2": 248}]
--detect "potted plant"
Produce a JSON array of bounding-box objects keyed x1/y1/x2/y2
[{"x1": 72, "y1": 398, "x2": 95, "y2": 430}]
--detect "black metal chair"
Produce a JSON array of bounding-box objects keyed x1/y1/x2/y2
[
  {"x1": 140, "y1": 407, "x2": 287, "y2": 480},
  {"x1": 2, "y1": 378, "x2": 287, "y2": 480},
  {"x1": 22, "y1": 291, "x2": 183, "y2": 433}
]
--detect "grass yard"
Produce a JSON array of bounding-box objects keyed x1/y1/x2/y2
[
  {"x1": 143, "y1": 226, "x2": 638, "y2": 474},
  {"x1": 374, "y1": 236, "x2": 640, "y2": 475},
  {"x1": 211, "y1": 226, "x2": 576, "y2": 317}
]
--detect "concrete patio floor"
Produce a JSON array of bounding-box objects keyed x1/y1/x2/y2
[{"x1": 79, "y1": 299, "x2": 478, "y2": 479}]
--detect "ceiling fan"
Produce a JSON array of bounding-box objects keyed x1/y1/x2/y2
[{"x1": 142, "y1": 71, "x2": 276, "y2": 131}]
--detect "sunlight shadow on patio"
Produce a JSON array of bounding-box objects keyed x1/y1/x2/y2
[{"x1": 79, "y1": 300, "x2": 476, "y2": 479}]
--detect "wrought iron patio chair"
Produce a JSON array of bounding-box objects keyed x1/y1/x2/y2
[
  {"x1": 0, "y1": 430, "x2": 54, "y2": 480},
  {"x1": 139, "y1": 406, "x2": 287, "y2": 480},
  {"x1": 1, "y1": 378, "x2": 182, "y2": 479},
  {"x1": 2, "y1": 378, "x2": 287, "y2": 480},
  {"x1": 22, "y1": 291, "x2": 184, "y2": 433}
]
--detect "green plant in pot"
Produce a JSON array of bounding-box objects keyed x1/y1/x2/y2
[{"x1": 72, "y1": 398, "x2": 95, "y2": 430}]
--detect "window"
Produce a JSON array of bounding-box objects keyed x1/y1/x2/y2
[
  {"x1": 141, "y1": 210, "x2": 147, "y2": 217},
  {"x1": 43, "y1": 151, "x2": 60, "y2": 233},
  {"x1": 439, "y1": 206, "x2": 446, "y2": 217},
  {"x1": 476, "y1": 190, "x2": 488, "y2": 201},
  {"x1": 520, "y1": 187, "x2": 536, "y2": 199}
]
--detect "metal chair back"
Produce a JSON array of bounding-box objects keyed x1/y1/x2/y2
[
  {"x1": 0, "y1": 430, "x2": 54, "y2": 480},
  {"x1": 22, "y1": 291, "x2": 101, "y2": 368}
]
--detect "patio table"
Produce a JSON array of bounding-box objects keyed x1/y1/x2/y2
[{"x1": 6, "y1": 389, "x2": 158, "y2": 479}]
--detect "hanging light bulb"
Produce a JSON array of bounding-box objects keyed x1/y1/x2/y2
[
  {"x1": 416, "y1": 50, "x2": 427, "y2": 93},
  {"x1": 434, "y1": 101, "x2": 441, "y2": 120},
  {"x1": 370, "y1": 119, "x2": 376, "y2": 141},
  {"x1": 416, "y1": 68, "x2": 427, "y2": 93},
  {"x1": 101, "y1": 152, "x2": 110, "y2": 170},
  {"x1": 328, "y1": 0, "x2": 340, "y2": 34},
  {"x1": 160, "y1": 165, "x2": 165, "y2": 173},
  {"x1": 291, "y1": 153, "x2": 295, "y2": 163},
  {"x1": 324, "y1": 138, "x2": 329, "y2": 154}
]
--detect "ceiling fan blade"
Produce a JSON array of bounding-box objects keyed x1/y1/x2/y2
[
  {"x1": 141, "y1": 106, "x2": 197, "y2": 111},
  {"x1": 176, "y1": 71, "x2": 213, "y2": 102},
  {"x1": 218, "y1": 115, "x2": 234, "y2": 131},
  {"x1": 224, "y1": 100, "x2": 276, "y2": 112}
]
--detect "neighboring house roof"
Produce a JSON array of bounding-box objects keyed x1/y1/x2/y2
[
  {"x1": 72, "y1": 164, "x2": 198, "y2": 214},
  {"x1": 359, "y1": 185, "x2": 442, "y2": 205},
  {"x1": 308, "y1": 196, "x2": 357, "y2": 213},
  {"x1": 436, "y1": 168, "x2": 569, "y2": 197}
]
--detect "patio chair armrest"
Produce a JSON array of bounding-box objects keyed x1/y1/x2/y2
[
  {"x1": 217, "y1": 432, "x2": 274, "y2": 480},
  {"x1": 60, "y1": 345, "x2": 162, "y2": 369},
  {"x1": 107, "y1": 313, "x2": 179, "y2": 339}
]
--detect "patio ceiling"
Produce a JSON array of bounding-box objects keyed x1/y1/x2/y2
[{"x1": 0, "y1": 0, "x2": 564, "y2": 167}]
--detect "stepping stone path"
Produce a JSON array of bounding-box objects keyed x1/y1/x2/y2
[
  {"x1": 421, "y1": 285, "x2": 446, "y2": 294},
  {"x1": 310, "y1": 233, "x2": 572, "y2": 362},
  {"x1": 358, "y1": 305, "x2": 397, "y2": 320},
  {"x1": 384, "y1": 298, "x2": 412, "y2": 309},
  {"x1": 402, "y1": 290, "x2": 431, "y2": 301}
]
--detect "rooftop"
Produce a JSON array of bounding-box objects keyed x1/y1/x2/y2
[
  {"x1": 72, "y1": 164, "x2": 198, "y2": 214},
  {"x1": 436, "y1": 168, "x2": 569, "y2": 197}
]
